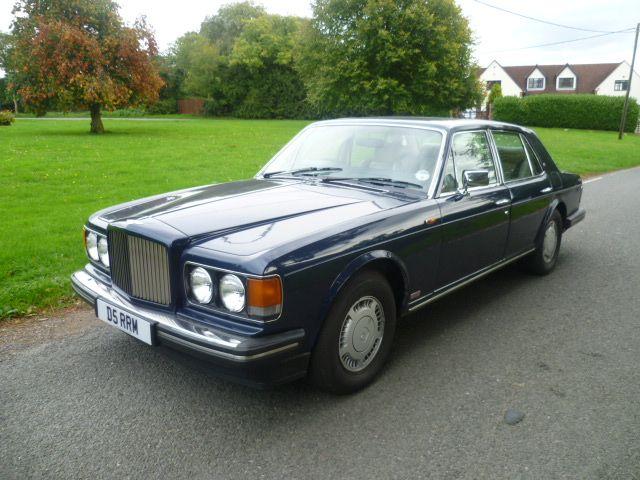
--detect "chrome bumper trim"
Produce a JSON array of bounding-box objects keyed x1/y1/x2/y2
[{"x1": 71, "y1": 268, "x2": 303, "y2": 362}]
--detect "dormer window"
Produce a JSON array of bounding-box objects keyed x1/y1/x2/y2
[
  {"x1": 558, "y1": 77, "x2": 575, "y2": 90},
  {"x1": 527, "y1": 77, "x2": 545, "y2": 90}
]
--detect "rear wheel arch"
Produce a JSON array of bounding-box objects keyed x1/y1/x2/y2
[
  {"x1": 556, "y1": 202, "x2": 568, "y2": 229},
  {"x1": 536, "y1": 199, "x2": 564, "y2": 244}
]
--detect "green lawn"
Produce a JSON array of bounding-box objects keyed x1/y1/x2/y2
[
  {"x1": 533, "y1": 127, "x2": 640, "y2": 176},
  {"x1": 1, "y1": 118, "x2": 639, "y2": 319}
]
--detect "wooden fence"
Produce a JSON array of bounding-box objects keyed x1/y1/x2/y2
[{"x1": 177, "y1": 98, "x2": 205, "y2": 115}]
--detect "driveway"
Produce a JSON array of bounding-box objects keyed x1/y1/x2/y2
[{"x1": 2, "y1": 168, "x2": 639, "y2": 479}]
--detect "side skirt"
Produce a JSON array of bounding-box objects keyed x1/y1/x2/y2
[{"x1": 407, "y1": 248, "x2": 536, "y2": 313}]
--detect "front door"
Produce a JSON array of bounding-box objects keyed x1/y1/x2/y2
[{"x1": 435, "y1": 130, "x2": 511, "y2": 288}]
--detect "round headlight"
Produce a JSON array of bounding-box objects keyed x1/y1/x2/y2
[
  {"x1": 189, "y1": 267, "x2": 214, "y2": 304},
  {"x1": 97, "y1": 236, "x2": 109, "y2": 267},
  {"x1": 219, "y1": 274, "x2": 245, "y2": 312},
  {"x1": 86, "y1": 232, "x2": 99, "y2": 261}
]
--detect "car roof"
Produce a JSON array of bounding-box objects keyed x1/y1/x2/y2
[{"x1": 311, "y1": 117, "x2": 533, "y2": 134}]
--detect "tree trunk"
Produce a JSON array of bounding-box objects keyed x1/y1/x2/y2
[
  {"x1": 13, "y1": 97, "x2": 18, "y2": 114},
  {"x1": 90, "y1": 104, "x2": 105, "y2": 134}
]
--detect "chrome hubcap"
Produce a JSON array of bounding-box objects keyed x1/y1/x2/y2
[
  {"x1": 542, "y1": 221, "x2": 558, "y2": 263},
  {"x1": 339, "y1": 296, "x2": 385, "y2": 372}
]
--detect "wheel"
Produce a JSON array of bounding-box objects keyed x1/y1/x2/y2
[
  {"x1": 523, "y1": 210, "x2": 563, "y2": 275},
  {"x1": 310, "y1": 270, "x2": 397, "y2": 394}
]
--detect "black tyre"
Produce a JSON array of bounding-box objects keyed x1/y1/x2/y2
[
  {"x1": 523, "y1": 210, "x2": 563, "y2": 275},
  {"x1": 310, "y1": 270, "x2": 397, "y2": 394}
]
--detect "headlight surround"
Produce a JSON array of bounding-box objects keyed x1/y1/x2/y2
[
  {"x1": 189, "y1": 267, "x2": 214, "y2": 304},
  {"x1": 86, "y1": 231, "x2": 99, "y2": 261},
  {"x1": 97, "y1": 236, "x2": 109, "y2": 267},
  {"x1": 219, "y1": 274, "x2": 246, "y2": 312},
  {"x1": 184, "y1": 263, "x2": 281, "y2": 320}
]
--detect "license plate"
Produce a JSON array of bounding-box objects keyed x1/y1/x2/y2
[{"x1": 96, "y1": 299, "x2": 154, "y2": 345}]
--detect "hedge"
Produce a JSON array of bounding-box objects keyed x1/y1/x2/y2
[{"x1": 493, "y1": 94, "x2": 639, "y2": 132}]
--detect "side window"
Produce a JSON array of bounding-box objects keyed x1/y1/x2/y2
[
  {"x1": 523, "y1": 137, "x2": 544, "y2": 175},
  {"x1": 451, "y1": 131, "x2": 498, "y2": 188},
  {"x1": 493, "y1": 131, "x2": 533, "y2": 181}
]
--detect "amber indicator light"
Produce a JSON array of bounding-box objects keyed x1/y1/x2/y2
[{"x1": 247, "y1": 277, "x2": 283, "y2": 308}]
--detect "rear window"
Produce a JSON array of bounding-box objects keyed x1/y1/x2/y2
[{"x1": 493, "y1": 131, "x2": 533, "y2": 181}]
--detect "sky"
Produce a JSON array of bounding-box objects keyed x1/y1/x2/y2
[{"x1": 0, "y1": 0, "x2": 639, "y2": 69}]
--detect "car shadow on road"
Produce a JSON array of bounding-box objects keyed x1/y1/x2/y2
[
  {"x1": 152, "y1": 262, "x2": 536, "y2": 402},
  {"x1": 389, "y1": 264, "x2": 532, "y2": 365}
]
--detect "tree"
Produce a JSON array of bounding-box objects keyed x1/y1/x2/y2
[
  {"x1": 171, "y1": 5, "x2": 309, "y2": 119},
  {"x1": 0, "y1": 33, "x2": 19, "y2": 112},
  {"x1": 5, "y1": 0, "x2": 163, "y2": 133},
  {"x1": 228, "y1": 14, "x2": 309, "y2": 118},
  {"x1": 487, "y1": 83, "x2": 503, "y2": 107},
  {"x1": 200, "y1": 1, "x2": 266, "y2": 55},
  {"x1": 298, "y1": 0, "x2": 482, "y2": 117},
  {"x1": 172, "y1": 32, "x2": 222, "y2": 99}
]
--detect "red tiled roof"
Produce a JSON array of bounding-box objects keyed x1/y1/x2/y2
[{"x1": 481, "y1": 62, "x2": 622, "y2": 94}]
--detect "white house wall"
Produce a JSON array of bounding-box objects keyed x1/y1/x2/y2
[
  {"x1": 480, "y1": 62, "x2": 522, "y2": 97},
  {"x1": 596, "y1": 62, "x2": 640, "y2": 100}
]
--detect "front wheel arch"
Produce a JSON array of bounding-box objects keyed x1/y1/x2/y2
[{"x1": 317, "y1": 251, "x2": 408, "y2": 343}]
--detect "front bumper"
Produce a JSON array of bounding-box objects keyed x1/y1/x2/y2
[{"x1": 71, "y1": 268, "x2": 309, "y2": 387}]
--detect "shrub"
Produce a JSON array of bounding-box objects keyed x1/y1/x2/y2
[
  {"x1": 146, "y1": 99, "x2": 178, "y2": 115},
  {"x1": 108, "y1": 107, "x2": 148, "y2": 117},
  {"x1": 0, "y1": 109, "x2": 15, "y2": 126},
  {"x1": 493, "y1": 94, "x2": 639, "y2": 132}
]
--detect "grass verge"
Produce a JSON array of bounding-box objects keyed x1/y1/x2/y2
[{"x1": 1, "y1": 119, "x2": 638, "y2": 319}]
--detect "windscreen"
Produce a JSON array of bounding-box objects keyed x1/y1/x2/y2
[{"x1": 262, "y1": 125, "x2": 444, "y2": 191}]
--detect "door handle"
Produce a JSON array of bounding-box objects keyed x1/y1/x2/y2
[
  {"x1": 495, "y1": 199, "x2": 510, "y2": 205},
  {"x1": 540, "y1": 187, "x2": 552, "y2": 193}
]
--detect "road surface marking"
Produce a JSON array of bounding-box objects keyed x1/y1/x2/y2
[{"x1": 584, "y1": 177, "x2": 603, "y2": 184}]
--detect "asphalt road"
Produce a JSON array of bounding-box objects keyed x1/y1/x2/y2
[{"x1": 2, "y1": 167, "x2": 640, "y2": 480}]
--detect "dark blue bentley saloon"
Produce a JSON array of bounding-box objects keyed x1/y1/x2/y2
[{"x1": 72, "y1": 118, "x2": 585, "y2": 393}]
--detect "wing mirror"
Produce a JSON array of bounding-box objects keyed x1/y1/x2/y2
[
  {"x1": 455, "y1": 170, "x2": 490, "y2": 198},
  {"x1": 461, "y1": 170, "x2": 490, "y2": 191}
]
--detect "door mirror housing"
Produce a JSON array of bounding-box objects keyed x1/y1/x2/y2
[{"x1": 462, "y1": 170, "x2": 490, "y2": 189}]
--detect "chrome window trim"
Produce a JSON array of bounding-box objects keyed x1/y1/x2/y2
[
  {"x1": 436, "y1": 129, "x2": 503, "y2": 198},
  {"x1": 256, "y1": 122, "x2": 448, "y2": 199},
  {"x1": 521, "y1": 134, "x2": 547, "y2": 174},
  {"x1": 183, "y1": 260, "x2": 283, "y2": 324}
]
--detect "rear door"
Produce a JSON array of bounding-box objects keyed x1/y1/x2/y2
[
  {"x1": 490, "y1": 130, "x2": 552, "y2": 258},
  {"x1": 434, "y1": 130, "x2": 511, "y2": 288}
]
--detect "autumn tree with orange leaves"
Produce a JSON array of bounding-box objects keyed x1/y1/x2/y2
[{"x1": 5, "y1": 0, "x2": 163, "y2": 133}]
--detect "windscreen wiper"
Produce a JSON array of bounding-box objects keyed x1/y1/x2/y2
[
  {"x1": 263, "y1": 167, "x2": 343, "y2": 178},
  {"x1": 321, "y1": 176, "x2": 424, "y2": 190}
]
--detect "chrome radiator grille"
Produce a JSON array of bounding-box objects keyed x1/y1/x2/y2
[{"x1": 108, "y1": 230, "x2": 172, "y2": 306}]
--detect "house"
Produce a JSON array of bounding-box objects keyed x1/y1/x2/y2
[{"x1": 480, "y1": 60, "x2": 640, "y2": 99}]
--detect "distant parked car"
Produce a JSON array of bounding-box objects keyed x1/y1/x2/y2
[{"x1": 72, "y1": 118, "x2": 585, "y2": 393}]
